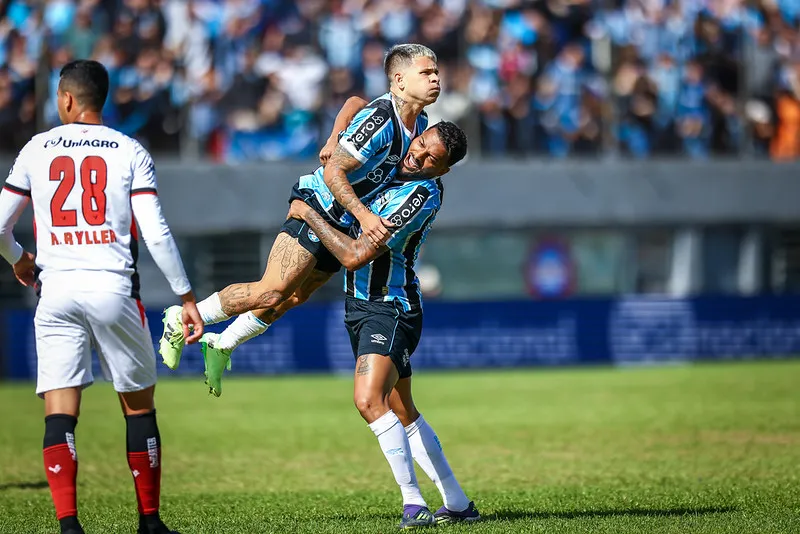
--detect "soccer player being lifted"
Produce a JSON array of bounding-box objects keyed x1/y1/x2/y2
[
  {"x1": 158, "y1": 44, "x2": 444, "y2": 381},
  {"x1": 0, "y1": 60, "x2": 202, "y2": 534}
]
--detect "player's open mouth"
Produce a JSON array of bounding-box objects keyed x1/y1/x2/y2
[{"x1": 405, "y1": 153, "x2": 421, "y2": 171}]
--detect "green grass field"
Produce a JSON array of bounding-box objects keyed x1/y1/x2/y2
[{"x1": 1, "y1": 360, "x2": 799, "y2": 534}]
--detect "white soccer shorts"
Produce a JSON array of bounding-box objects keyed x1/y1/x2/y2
[{"x1": 34, "y1": 291, "x2": 157, "y2": 397}]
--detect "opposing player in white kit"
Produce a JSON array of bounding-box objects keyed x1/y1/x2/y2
[{"x1": 0, "y1": 60, "x2": 202, "y2": 534}]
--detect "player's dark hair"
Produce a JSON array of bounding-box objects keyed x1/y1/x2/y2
[
  {"x1": 384, "y1": 44, "x2": 437, "y2": 79},
  {"x1": 432, "y1": 121, "x2": 468, "y2": 166},
  {"x1": 59, "y1": 60, "x2": 109, "y2": 112}
]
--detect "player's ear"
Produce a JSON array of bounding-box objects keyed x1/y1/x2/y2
[
  {"x1": 394, "y1": 70, "x2": 405, "y2": 91},
  {"x1": 63, "y1": 91, "x2": 73, "y2": 113}
]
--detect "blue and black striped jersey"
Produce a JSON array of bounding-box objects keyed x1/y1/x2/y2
[
  {"x1": 298, "y1": 92, "x2": 428, "y2": 229},
  {"x1": 345, "y1": 178, "x2": 443, "y2": 311}
]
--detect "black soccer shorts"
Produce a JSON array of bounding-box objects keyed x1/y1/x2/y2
[{"x1": 344, "y1": 297, "x2": 423, "y2": 379}]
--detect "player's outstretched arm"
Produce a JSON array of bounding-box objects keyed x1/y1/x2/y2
[
  {"x1": 288, "y1": 200, "x2": 386, "y2": 271},
  {"x1": 320, "y1": 96, "x2": 369, "y2": 165}
]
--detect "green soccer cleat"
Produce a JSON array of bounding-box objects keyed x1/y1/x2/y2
[
  {"x1": 200, "y1": 333, "x2": 232, "y2": 397},
  {"x1": 158, "y1": 305, "x2": 185, "y2": 370}
]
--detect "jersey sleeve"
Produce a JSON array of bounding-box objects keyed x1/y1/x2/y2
[
  {"x1": 0, "y1": 142, "x2": 35, "y2": 264},
  {"x1": 0, "y1": 188, "x2": 28, "y2": 264},
  {"x1": 376, "y1": 183, "x2": 440, "y2": 249},
  {"x1": 338, "y1": 105, "x2": 394, "y2": 164},
  {"x1": 3, "y1": 140, "x2": 34, "y2": 197},
  {"x1": 130, "y1": 141, "x2": 158, "y2": 196}
]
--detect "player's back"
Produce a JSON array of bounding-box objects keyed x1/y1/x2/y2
[{"x1": 7, "y1": 123, "x2": 156, "y2": 298}]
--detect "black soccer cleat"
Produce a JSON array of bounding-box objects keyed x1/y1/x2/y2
[
  {"x1": 59, "y1": 515, "x2": 85, "y2": 534},
  {"x1": 138, "y1": 513, "x2": 180, "y2": 534},
  {"x1": 434, "y1": 501, "x2": 481, "y2": 524}
]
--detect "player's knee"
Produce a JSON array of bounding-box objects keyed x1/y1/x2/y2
[
  {"x1": 253, "y1": 286, "x2": 291, "y2": 310},
  {"x1": 353, "y1": 392, "x2": 389, "y2": 422}
]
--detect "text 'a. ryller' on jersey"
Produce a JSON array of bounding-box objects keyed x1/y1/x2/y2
[
  {"x1": 298, "y1": 92, "x2": 428, "y2": 228},
  {"x1": 346, "y1": 178, "x2": 443, "y2": 312},
  {"x1": 0, "y1": 122, "x2": 186, "y2": 299}
]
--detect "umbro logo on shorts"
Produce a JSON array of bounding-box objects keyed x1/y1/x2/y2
[{"x1": 371, "y1": 333, "x2": 387, "y2": 345}]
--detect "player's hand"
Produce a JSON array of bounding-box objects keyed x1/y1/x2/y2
[
  {"x1": 319, "y1": 136, "x2": 338, "y2": 165},
  {"x1": 358, "y1": 211, "x2": 394, "y2": 248},
  {"x1": 287, "y1": 199, "x2": 309, "y2": 221},
  {"x1": 179, "y1": 294, "x2": 204, "y2": 344},
  {"x1": 12, "y1": 250, "x2": 35, "y2": 287}
]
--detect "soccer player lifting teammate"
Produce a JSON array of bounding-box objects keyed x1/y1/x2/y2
[
  {"x1": 276, "y1": 125, "x2": 478, "y2": 529},
  {"x1": 158, "y1": 44, "x2": 447, "y2": 389},
  {"x1": 190, "y1": 105, "x2": 477, "y2": 528},
  {"x1": 0, "y1": 60, "x2": 202, "y2": 534}
]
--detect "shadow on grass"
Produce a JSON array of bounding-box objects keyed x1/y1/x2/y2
[
  {"x1": 334, "y1": 506, "x2": 737, "y2": 522},
  {"x1": 0, "y1": 480, "x2": 49, "y2": 491},
  {"x1": 487, "y1": 506, "x2": 737, "y2": 521}
]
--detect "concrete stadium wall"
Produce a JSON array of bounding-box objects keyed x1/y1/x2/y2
[{"x1": 6, "y1": 159, "x2": 800, "y2": 234}]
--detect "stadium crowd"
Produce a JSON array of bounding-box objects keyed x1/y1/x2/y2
[{"x1": 0, "y1": 0, "x2": 798, "y2": 161}]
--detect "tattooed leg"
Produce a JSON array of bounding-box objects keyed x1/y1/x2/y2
[
  {"x1": 217, "y1": 233, "x2": 317, "y2": 317},
  {"x1": 353, "y1": 353, "x2": 401, "y2": 424},
  {"x1": 252, "y1": 269, "x2": 334, "y2": 325}
]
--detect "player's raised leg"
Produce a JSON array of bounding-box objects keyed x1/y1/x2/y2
[
  {"x1": 201, "y1": 268, "x2": 334, "y2": 396},
  {"x1": 353, "y1": 353, "x2": 434, "y2": 529},
  {"x1": 159, "y1": 232, "x2": 316, "y2": 369},
  {"x1": 390, "y1": 379, "x2": 480, "y2": 524},
  {"x1": 216, "y1": 232, "x2": 317, "y2": 316}
]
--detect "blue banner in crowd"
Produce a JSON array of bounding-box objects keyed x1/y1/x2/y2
[{"x1": 3, "y1": 295, "x2": 800, "y2": 381}]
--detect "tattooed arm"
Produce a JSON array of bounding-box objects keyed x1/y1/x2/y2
[
  {"x1": 322, "y1": 145, "x2": 367, "y2": 216},
  {"x1": 289, "y1": 200, "x2": 386, "y2": 271},
  {"x1": 323, "y1": 146, "x2": 394, "y2": 247}
]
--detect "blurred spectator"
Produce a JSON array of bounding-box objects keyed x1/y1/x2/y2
[
  {"x1": 66, "y1": 8, "x2": 99, "y2": 60},
  {"x1": 0, "y1": 0, "x2": 797, "y2": 161},
  {"x1": 676, "y1": 60, "x2": 710, "y2": 158}
]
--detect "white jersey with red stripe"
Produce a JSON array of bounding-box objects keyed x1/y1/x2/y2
[{"x1": 0, "y1": 122, "x2": 191, "y2": 299}]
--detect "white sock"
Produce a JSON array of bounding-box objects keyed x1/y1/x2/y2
[
  {"x1": 196, "y1": 293, "x2": 230, "y2": 325},
  {"x1": 369, "y1": 410, "x2": 426, "y2": 507},
  {"x1": 405, "y1": 415, "x2": 470, "y2": 512},
  {"x1": 217, "y1": 312, "x2": 269, "y2": 350}
]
